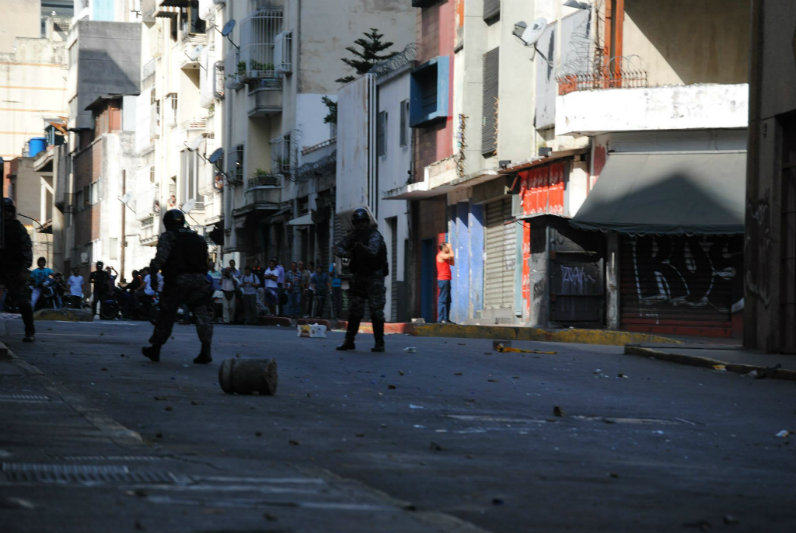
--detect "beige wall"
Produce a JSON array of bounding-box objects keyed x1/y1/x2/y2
[
  {"x1": 621, "y1": 0, "x2": 750, "y2": 86},
  {"x1": 0, "y1": 0, "x2": 40, "y2": 54}
]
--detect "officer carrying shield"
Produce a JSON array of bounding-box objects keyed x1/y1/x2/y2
[
  {"x1": 0, "y1": 198, "x2": 35, "y2": 342},
  {"x1": 333, "y1": 208, "x2": 388, "y2": 352},
  {"x1": 142, "y1": 209, "x2": 213, "y2": 363}
]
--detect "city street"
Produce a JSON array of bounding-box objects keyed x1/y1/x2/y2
[{"x1": 1, "y1": 319, "x2": 795, "y2": 532}]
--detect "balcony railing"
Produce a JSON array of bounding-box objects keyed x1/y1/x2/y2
[
  {"x1": 247, "y1": 172, "x2": 281, "y2": 188},
  {"x1": 240, "y1": 8, "x2": 283, "y2": 81},
  {"x1": 270, "y1": 135, "x2": 292, "y2": 174},
  {"x1": 556, "y1": 57, "x2": 648, "y2": 95}
]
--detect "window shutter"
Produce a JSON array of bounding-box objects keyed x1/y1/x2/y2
[
  {"x1": 481, "y1": 47, "x2": 499, "y2": 156},
  {"x1": 483, "y1": 0, "x2": 500, "y2": 22},
  {"x1": 377, "y1": 111, "x2": 388, "y2": 156}
]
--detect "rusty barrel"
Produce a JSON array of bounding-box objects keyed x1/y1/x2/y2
[{"x1": 218, "y1": 358, "x2": 278, "y2": 395}]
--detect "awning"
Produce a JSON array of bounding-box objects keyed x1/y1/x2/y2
[
  {"x1": 571, "y1": 151, "x2": 746, "y2": 235},
  {"x1": 287, "y1": 213, "x2": 313, "y2": 226}
]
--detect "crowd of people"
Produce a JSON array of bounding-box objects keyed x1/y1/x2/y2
[
  {"x1": 0, "y1": 253, "x2": 345, "y2": 326},
  {"x1": 209, "y1": 257, "x2": 344, "y2": 325}
]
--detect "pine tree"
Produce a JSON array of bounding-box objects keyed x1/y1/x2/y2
[
  {"x1": 336, "y1": 28, "x2": 398, "y2": 84},
  {"x1": 321, "y1": 96, "x2": 337, "y2": 125}
]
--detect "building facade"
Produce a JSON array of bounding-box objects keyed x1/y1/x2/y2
[{"x1": 220, "y1": 0, "x2": 415, "y2": 276}]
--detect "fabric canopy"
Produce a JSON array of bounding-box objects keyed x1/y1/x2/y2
[{"x1": 571, "y1": 151, "x2": 746, "y2": 235}]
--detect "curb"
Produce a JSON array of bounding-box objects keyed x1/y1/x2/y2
[
  {"x1": 412, "y1": 324, "x2": 678, "y2": 346},
  {"x1": 624, "y1": 345, "x2": 796, "y2": 381},
  {"x1": 33, "y1": 308, "x2": 94, "y2": 322}
]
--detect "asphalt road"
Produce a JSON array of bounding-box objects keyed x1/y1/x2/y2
[{"x1": 1, "y1": 319, "x2": 795, "y2": 532}]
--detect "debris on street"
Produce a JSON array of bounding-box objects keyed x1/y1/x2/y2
[
  {"x1": 775, "y1": 430, "x2": 790, "y2": 438},
  {"x1": 494, "y1": 342, "x2": 556, "y2": 355}
]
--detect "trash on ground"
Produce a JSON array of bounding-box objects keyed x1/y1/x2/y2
[
  {"x1": 712, "y1": 364, "x2": 727, "y2": 372},
  {"x1": 553, "y1": 406, "x2": 565, "y2": 417},
  {"x1": 429, "y1": 441, "x2": 444, "y2": 451},
  {"x1": 409, "y1": 403, "x2": 424, "y2": 409},
  {"x1": 775, "y1": 429, "x2": 790, "y2": 438},
  {"x1": 617, "y1": 373, "x2": 629, "y2": 378},
  {"x1": 297, "y1": 323, "x2": 326, "y2": 338},
  {"x1": 494, "y1": 342, "x2": 556, "y2": 355},
  {"x1": 403, "y1": 347, "x2": 417, "y2": 353}
]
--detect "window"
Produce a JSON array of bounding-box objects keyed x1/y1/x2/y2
[
  {"x1": 232, "y1": 144, "x2": 244, "y2": 182},
  {"x1": 482, "y1": 47, "x2": 499, "y2": 156},
  {"x1": 409, "y1": 56, "x2": 450, "y2": 127},
  {"x1": 89, "y1": 181, "x2": 99, "y2": 205},
  {"x1": 149, "y1": 166, "x2": 156, "y2": 183},
  {"x1": 75, "y1": 189, "x2": 83, "y2": 212},
  {"x1": 483, "y1": 0, "x2": 500, "y2": 23},
  {"x1": 166, "y1": 93, "x2": 178, "y2": 127},
  {"x1": 180, "y1": 150, "x2": 203, "y2": 206},
  {"x1": 377, "y1": 111, "x2": 388, "y2": 157},
  {"x1": 399, "y1": 99, "x2": 409, "y2": 147}
]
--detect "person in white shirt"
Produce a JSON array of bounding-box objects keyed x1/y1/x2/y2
[
  {"x1": 263, "y1": 259, "x2": 280, "y2": 315},
  {"x1": 221, "y1": 260, "x2": 240, "y2": 324},
  {"x1": 143, "y1": 269, "x2": 163, "y2": 297},
  {"x1": 240, "y1": 266, "x2": 260, "y2": 325},
  {"x1": 67, "y1": 268, "x2": 84, "y2": 297}
]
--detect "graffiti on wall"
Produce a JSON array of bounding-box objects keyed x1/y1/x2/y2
[{"x1": 630, "y1": 235, "x2": 743, "y2": 312}]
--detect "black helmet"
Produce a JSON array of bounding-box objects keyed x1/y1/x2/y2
[
  {"x1": 351, "y1": 208, "x2": 369, "y2": 225},
  {"x1": 2, "y1": 197, "x2": 15, "y2": 219},
  {"x1": 163, "y1": 209, "x2": 185, "y2": 230}
]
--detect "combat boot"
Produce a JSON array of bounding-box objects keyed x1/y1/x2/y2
[
  {"x1": 193, "y1": 342, "x2": 212, "y2": 364},
  {"x1": 142, "y1": 344, "x2": 161, "y2": 362},
  {"x1": 371, "y1": 318, "x2": 385, "y2": 353},
  {"x1": 336, "y1": 318, "x2": 360, "y2": 350}
]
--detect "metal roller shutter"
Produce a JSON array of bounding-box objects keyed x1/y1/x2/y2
[
  {"x1": 484, "y1": 198, "x2": 515, "y2": 310},
  {"x1": 620, "y1": 234, "x2": 743, "y2": 337}
]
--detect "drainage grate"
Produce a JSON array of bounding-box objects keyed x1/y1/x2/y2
[
  {"x1": 1, "y1": 462, "x2": 179, "y2": 484},
  {"x1": 0, "y1": 394, "x2": 51, "y2": 403}
]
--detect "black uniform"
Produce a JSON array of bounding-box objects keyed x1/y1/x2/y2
[
  {"x1": 334, "y1": 225, "x2": 388, "y2": 350},
  {"x1": 148, "y1": 228, "x2": 213, "y2": 353},
  {"x1": 0, "y1": 217, "x2": 34, "y2": 338}
]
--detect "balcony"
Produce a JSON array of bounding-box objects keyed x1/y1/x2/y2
[
  {"x1": 247, "y1": 79, "x2": 282, "y2": 117},
  {"x1": 240, "y1": 8, "x2": 284, "y2": 82},
  {"x1": 139, "y1": 214, "x2": 159, "y2": 246},
  {"x1": 247, "y1": 172, "x2": 281, "y2": 188},
  {"x1": 555, "y1": 83, "x2": 749, "y2": 136},
  {"x1": 233, "y1": 186, "x2": 280, "y2": 218}
]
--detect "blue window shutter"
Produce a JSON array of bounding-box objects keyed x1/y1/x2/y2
[
  {"x1": 436, "y1": 56, "x2": 450, "y2": 120},
  {"x1": 410, "y1": 71, "x2": 422, "y2": 126}
]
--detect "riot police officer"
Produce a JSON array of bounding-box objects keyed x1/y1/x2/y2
[
  {"x1": 0, "y1": 198, "x2": 35, "y2": 342},
  {"x1": 142, "y1": 209, "x2": 213, "y2": 363},
  {"x1": 333, "y1": 208, "x2": 388, "y2": 352}
]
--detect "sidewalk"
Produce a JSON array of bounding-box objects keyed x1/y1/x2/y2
[{"x1": 625, "y1": 343, "x2": 796, "y2": 381}]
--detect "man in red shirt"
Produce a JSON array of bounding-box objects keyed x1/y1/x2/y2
[{"x1": 436, "y1": 242, "x2": 455, "y2": 323}]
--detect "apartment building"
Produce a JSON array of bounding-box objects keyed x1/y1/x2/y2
[
  {"x1": 220, "y1": 0, "x2": 415, "y2": 270},
  {"x1": 0, "y1": 1, "x2": 71, "y2": 267},
  {"x1": 134, "y1": 0, "x2": 224, "y2": 267},
  {"x1": 64, "y1": 17, "x2": 141, "y2": 279}
]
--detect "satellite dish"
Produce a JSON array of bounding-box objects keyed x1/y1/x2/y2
[
  {"x1": 208, "y1": 147, "x2": 223, "y2": 164},
  {"x1": 120, "y1": 192, "x2": 133, "y2": 204},
  {"x1": 185, "y1": 45, "x2": 203, "y2": 61},
  {"x1": 221, "y1": 19, "x2": 235, "y2": 37},
  {"x1": 513, "y1": 17, "x2": 547, "y2": 47},
  {"x1": 187, "y1": 135, "x2": 204, "y2": 151},
  {"x1": 182, "y1": 199, "x2": 196, "y2": 214}
]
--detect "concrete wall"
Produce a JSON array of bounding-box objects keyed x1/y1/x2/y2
[
  {"x1": 621, "y1": 0, "x2": 750, "y2": 86},
  {"x1": 336, "y1": 76, "x2": 372, "y2": 214},
  {"x1": 0, "y1": 0, "x2": 40, "y2": 54},
  {"x1": 69, "y1": 21, "x2": 141, "y2": 129},
  {"x1": 297, "y1": 0, "x2": 416, "y2": 94}
]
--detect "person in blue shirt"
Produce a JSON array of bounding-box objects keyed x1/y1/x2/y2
[
  {"x1": 310, "y1": 264, "x2": 330, "y2": 317},
  {"x1": 330, "y1": 262, "x2": 343, "y2": 319},
  {"x1": 30, "y1": 257, "x2": 54, "y2": 309}
]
